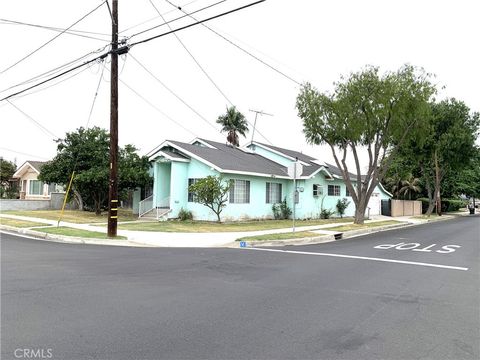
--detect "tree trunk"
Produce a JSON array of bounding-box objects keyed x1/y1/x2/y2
[
  {"x1": 94, "y1": 194, "x2": 101, "y2": 216},
  {"x1": 354, "y1": 198, "x2": 367, "y2": 224},
  {"x1": 73, "y1": 188, "x2": 84, "y2": 211},
  {"x1": 422, "y1": 164, "x2": 435, "y2": 217}
]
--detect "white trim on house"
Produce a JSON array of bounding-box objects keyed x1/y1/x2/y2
[
  {"x1": 220, "y1": 169, "x2": 291, "y2": 179},
  {"x1": 13, "y1": 161, "x2": 40, "y2": 178},
  {"x1": 155, "y1": 150, "x2": 190, "y2": 163},
  {"x1": 246, "y1": 142, "x2": 311, "y2": 167},
  {"x1": 189, "y1": 138, "x2": 217, "y2": 149}
]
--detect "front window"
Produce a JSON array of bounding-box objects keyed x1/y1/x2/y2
[
  {"x1": 29, "y1": 180, "x2": 44, "y2": 195},
  {"x1": 188, "y1": 178, "x2": 201, "y2": 202},
  {"x1": 230, "y1": 179, "x2": 250, "y2": 204},
  {"x1": 328, "y1": 184, "x2": 340, "y2": 196},
  {"x1": 346, "y1": 187, "x2": 351, "y2": 197},
  {"x1": 313, "y1": 184, "x2": 323, "y2": 196},
  {"x1": 266, "y1": 182, "x2": 282, "y2": 203}
]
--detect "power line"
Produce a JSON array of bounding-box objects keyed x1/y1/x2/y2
[
  {"x1": 147, "y1": 0, "x2": 233, "y2": 105},
  {"x1": 0, "y1": 147, "x2": 49, "y2": 161},
  {"x1": 164, "y1": 0, "x2": 301, "y2": 86},
  {"x1": 130, "y1": 53, "x2": 220, "y2": 134},
  {"x1": 86, "y1": 59, "x2": 107, "y2": 128},
  {"x1": 7, "y1": 100, "x2": 59, "y2": 139},
  {"x1": 0, "y1": 18, "x2": 111, "y2": 42},
  {"x1": 130, "y1": 0, "x2": 265, "y2": 47},
  {"x1": 0, "y1": 1, "x2": 265, "y2": 103},
  {"x1": 0, "y1": 52, "x2": 108, "y2": 102},
  {"x1": 128, "y1": 0, "x2": 226, "y2": 39},
  {"x1": 112, "y1": 69, "x2": 198, "y2": 137},
  {"x1": 0, "y1": 44, "x2": 110, "y2": 94},
  {"x1": 119, "y1": 0, "x2": 203, "y2": 34},
  {"x1": 0, "y1": 1, "x2": 107, "y2": 75}
]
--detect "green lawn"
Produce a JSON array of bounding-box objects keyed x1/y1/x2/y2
[
  {"x1": 34, "y1": 226, "x2": 127, "y2": 240},
  {"x1": 323, "y1": 220, "x2": 403, "y2": 232},
  {"x1": 0, "y1": 217, "x2": 48, "y2": 228},
  {"x1": 238, "y1": 231, "x2": 322, "y2": 242},
  {"x1": 1, "y1": 209, "x2": 137, "y2": 224},
  {"x1": 114, "y1": 217, "x2": 354, "y2": 233}
]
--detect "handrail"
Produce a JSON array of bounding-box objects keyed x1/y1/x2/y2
[{"x1": 138, "y1": 195, "x2": 154, "y2": 217}]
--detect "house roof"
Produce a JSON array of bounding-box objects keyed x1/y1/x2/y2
[
  {"x1": 163, "y1": 139, "x2": 291, "y2": 178},
  {"x1": 13, "y1": 161, "x2": 46, "y2": 178},
  {"x1": 151, "y1": 138, "x2": 369, "y2": 182}
]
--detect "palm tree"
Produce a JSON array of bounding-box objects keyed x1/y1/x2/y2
[
  {"x1": 399, "y1": 174, "x2": 422, "y2": 200},
  {"x1": 216, "y1": 106, "x2": 248, "y2": 147}
]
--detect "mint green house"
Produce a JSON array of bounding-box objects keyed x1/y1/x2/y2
[{"x1": 136, "y1": 138, "x2": 391, "y2": 221}]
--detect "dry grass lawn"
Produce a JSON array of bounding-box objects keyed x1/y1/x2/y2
[
  {"x1": 1, "y1": 209, "x2": 137, "y2": 224},
  {"x1": 323, "y1": 220, "x2": 403, "y2": 232},
  {"x1": 0, "y1": 217, "x2": 47, "y2": 228}
]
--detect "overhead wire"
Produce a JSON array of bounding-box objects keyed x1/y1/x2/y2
[
  {"x1": 86, "y1": 59, "x2": 107, "y2": 128},
  {"x1": 164, "y1": 0, "x2": 301, "y2": 86},
  {"x1": 130, "y1": 53, "x2": 220, "y2": 134},
  {"x1": 0, "y1": 18, "x2": 111, "y2": 42},
  {"x1": 0, "y1": 43, "x2": 111, "y2": 94},
  {"x1": 119, "y1": 0, "x2": 203, "y2": 35},
  {"x1": 144, "y1": 0, "x2": 274, "y2": 145},
  {"x1": 6, "y1": 100, "x2": 59, "y2": 139},
  {"x1": 146, "y1": 0, "x2": 233, "y2": 105},
  {"x1": 1, "y1": 1, "x2": 264, "y2": 103},
  {"x1": 0, "y1": 1, "x2": 107, "y2": 75},
  {"x1": 129, "y1": 0, "x2": 265, "y2": 47},
  {"x1": 0, "y1": 147, "x2": 50, "y2": 161}
]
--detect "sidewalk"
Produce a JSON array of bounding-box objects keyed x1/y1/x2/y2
[{"x1": 0, "y1": 211, "x2": 468, "y2": 248}]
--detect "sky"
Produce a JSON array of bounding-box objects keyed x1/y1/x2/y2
[{"x1": 1, "y1": 0, "x2": 479, "y2": 172}]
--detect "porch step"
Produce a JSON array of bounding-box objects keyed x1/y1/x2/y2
[{"x1": 139, "y1": 207, "x2": 171, "y2": 221}]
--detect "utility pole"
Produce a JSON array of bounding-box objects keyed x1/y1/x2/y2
[
  {"x1": 108, "y1": 0, "x2": 119, "y2": 237},
  {"x1": 249, "y1": 109, "x2": 272, "y2": 143}
]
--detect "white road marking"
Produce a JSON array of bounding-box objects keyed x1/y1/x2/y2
[{"x1": 244, "y1": 247, "x2": 469, "y2": 271}]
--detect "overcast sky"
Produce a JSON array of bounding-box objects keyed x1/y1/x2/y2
[{"x1": 1, "y1": 0, "x2": 479, "y2": 171}]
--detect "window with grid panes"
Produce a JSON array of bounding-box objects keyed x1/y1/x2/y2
[
  {"x1": 266, "y1": 182, "x2": 282, "y2": 203},
  {"x1": 229, "y1": 179, "x2": 250, "y2": 203},
  {"x1": 313, "y1": 184, "x2": 323, "y2": 196},
  {"x1": 328, "y1": 184, "x2": 340, "y2": 196},
  {"x1": 188, "y1": 178, "x2": 201, "y2": 202}
]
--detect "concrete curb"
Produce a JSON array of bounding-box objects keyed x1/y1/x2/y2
[
  {"x1": 0, "y1": 225, "x2": 145, "y2": 247},
  {"x1": 235, "y1": 222, "x2": 412, "y2": 248}
]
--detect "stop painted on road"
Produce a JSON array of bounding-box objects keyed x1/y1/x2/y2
[{"x1": 374, "y1": 242, "x2": 461, "y2": 254}]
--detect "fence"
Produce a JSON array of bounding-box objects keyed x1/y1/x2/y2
[
  {"x1": 0, "y1": 193, "x2": 77, "y2": 211},
  {"x1": 390, "y1": 199, "x2": 422, "y2": 217}
]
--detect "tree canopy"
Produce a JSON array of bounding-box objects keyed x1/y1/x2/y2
[
  {"x1": 188, "y1": 175, "x2": 232, "y2": 222},
  {"x1": 296, "y1": 65, "x2": 436, "y2": 223},
  {"x1": 39, "y1": 126, "x2": 151, "y2": 214}
]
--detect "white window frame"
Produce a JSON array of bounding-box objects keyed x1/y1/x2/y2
[
  {"x1": 328, "y1": 184, "x2": 340, "y2": 196},
  {"x1": 266, "y1": 182, "x2": 282, "y2": 204},
  {"x1": 313, "y1": 184, "x2": 323, "y2": 196},
  {"x1": 230, "y1": 179, "x2": 250, "y2": 204}
]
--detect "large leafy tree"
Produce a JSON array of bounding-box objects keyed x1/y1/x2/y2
[
  {"x1": 296, "y1": 65, "x2": 436, "y2": 224},
  {"x1": 0, "y1": 158, "x2": 17, "y2": 198},
  {"x1": 0, "y1": 158, "x2": 16, "y2": 187},
  {"x1": 39, "y1": 127, "x2": 151, "y2": 215},
  {"x1": 216, "y1": 106, "x2": 248, "y2": 146},
  {"x1": 188, "y1": 175, "x2": 232, "y2": 222}
]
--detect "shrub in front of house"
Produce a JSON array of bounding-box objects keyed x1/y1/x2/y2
[
  {"x1": 272, "y1": 198, "x2": 292, "y2": 220},
  {"x1": 178, "y1": 208, "x2": 193, "y2": 221}
]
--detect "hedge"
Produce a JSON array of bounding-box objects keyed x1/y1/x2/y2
[{"x1": 417, "y1": 198, "x2": 467, "y2": 213}]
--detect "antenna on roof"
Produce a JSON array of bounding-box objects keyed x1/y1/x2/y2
[{"x1": 249, "y1": 109, "x2": 273, "y2": 144}]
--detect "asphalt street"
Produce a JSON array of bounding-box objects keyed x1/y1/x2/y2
[{"x1": 1, "y1": 215, "x2": 479, "y2": 360}]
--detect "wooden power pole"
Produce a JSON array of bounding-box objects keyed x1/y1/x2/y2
[{"x1": 108, "y1": 0, "x2": 119, "y2": 237}]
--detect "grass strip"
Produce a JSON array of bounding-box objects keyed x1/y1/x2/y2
[
  {"x1": 34, "y1": 226, "x2": 126, "y2": 240},
  {"x1": 323, "y1": 220, "x2": 402, "y2": 232},
  {"x1": 0, "y1": 217, "x2": 48, "y2": 228},
  {"x1": 237, "y1": 231, "x2": 321, "y2": 242}
]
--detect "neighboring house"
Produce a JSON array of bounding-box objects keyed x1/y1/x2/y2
[
  {"x1": 12, "y1": 161, "x2": 62, "y2": 200},
  {"x1": 139, "y1": 138, "x2": 392, "y2": 221}
]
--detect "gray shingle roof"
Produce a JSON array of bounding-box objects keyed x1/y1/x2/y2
[
  {"x1": 159, "y1": 149, "x2": 189, "y2": 160},
  {"x1": 24, "y1": 161, "x2": 45, "y2": 173},
  {"x1": 166, "y1": 139, "x2": 290, "y2": 177}
]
